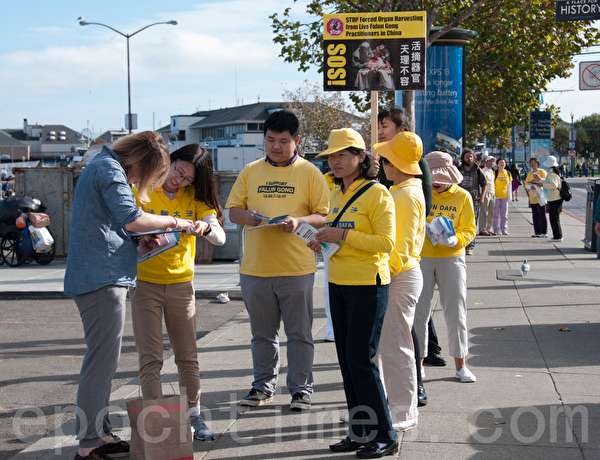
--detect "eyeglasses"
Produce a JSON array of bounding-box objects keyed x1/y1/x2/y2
[{"x1": 173, "y1": 161, "x2": 194, "y2": 184}]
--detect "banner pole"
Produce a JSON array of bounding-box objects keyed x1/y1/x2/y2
[{"x1": 371, "y1": 91, "x2": 378, "y2": 155}]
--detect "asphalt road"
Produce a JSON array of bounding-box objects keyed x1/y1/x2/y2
[{"x1": 0, "y1": 297, "x2": 245, "y2": 460}]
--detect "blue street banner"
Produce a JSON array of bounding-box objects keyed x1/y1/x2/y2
[
  {"x1": 413, "y1": 44, "x2": 464, "y2": 157},
  {"x1": 323, "y1": 12, "x2": 426, "y2": 91}
]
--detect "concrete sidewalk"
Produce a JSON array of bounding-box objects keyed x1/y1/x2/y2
[{"x1": 4, "y1": 197, "x2": 600, "y2": 459}]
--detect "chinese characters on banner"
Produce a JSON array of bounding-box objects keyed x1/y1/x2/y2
[{"x1": 323, "y1": 12, "x2": 426, "y2": 92}]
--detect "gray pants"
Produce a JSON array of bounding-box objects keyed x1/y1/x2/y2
[
  {"x1": 74, "y1": 285, "x2": 127, "y2": 448},
  {"x1": 240, "y1": 274, "x2": 315, "y2": 396}
]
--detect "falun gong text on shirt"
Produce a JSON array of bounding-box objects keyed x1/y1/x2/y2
[{"x1": 323, "y1": 12, "x2": 426, "y2": 92}]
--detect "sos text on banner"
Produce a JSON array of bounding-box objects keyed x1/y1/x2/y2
[{"x1": 323, "y1": 12, "x2": 426, "y2": 92}]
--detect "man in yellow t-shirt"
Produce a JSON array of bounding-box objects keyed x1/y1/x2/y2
[{"x1": 226, "y1": 109, "x2": 330, "y2": 410}]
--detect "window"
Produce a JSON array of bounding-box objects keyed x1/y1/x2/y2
[{"x1": 178, "y1": 130, "x2": 186, "y2": 141}]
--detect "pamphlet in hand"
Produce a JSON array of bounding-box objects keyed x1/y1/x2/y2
[
  {"x1": 247, "y1": 212, "x2": 290, "y2": 230},
  {"x1": 294, "y1": 221, "x2": 340, "y2": 258},
  {"x1": 426, "y1": 216, "x2": 455, "y2": 246},
  {"x1": 131, "y1": 230, "x2": 182, "y2": 263}
]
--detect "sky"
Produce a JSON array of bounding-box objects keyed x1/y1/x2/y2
[
  {"x1": 1, "y1": 1, "x2": 598, "y2": 137},
  {"x1": 0, "y1": 0, "x2": 321, "y2": 135}
]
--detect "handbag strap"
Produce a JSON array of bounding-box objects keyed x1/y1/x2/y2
[{"x1": 331, "y1": 181, "x2": 376, "y2": 228}]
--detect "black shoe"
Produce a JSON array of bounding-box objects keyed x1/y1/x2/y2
[
  {"x1": 417, "y1": 384, "x2": 427, "y2": 406},
  {"x1": 356, "y1": 440, "x2": 398, "y2": 458},
  {"x1": 329, "y1": 436, "x2": 367, "y2": 452},
  {"x1": 423, "y1": 353, "x2": 447, "y2": 366},
  {"x1": 290, "y1": 392, "x2": 311, "y2": 410}
]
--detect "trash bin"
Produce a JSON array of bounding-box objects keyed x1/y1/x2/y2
[{"x1": 583, "y1": 179, "x2": 600, "y2": 252}]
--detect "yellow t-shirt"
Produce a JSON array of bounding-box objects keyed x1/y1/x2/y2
[
  {"x1": 422, "y1": 185, "x2": 476, "y2": 258},
  {"x1": 225, "y1": 157, "x2": 330, "y2": 277},
  {"x1": 326, "y1": 179, "x2": 395, "y2": 286},
  {"x1": 526, "y1": 169, "x2": 547, "y2": 204},
  {"x1": 133, "y1": 186, "x2": 216, "y2": 284},
  {"x1": 389, "y1": 178, "x2": 426, "y2": 276},
  {"x1": 495, "y1": 170, "x2": 511, "y2": 199}
]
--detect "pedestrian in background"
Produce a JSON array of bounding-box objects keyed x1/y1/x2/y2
[
  {"x1": 64, "y1": 131, "x2": 195, "y2": 460},
  {"x1": 509, "y1": 163, "x2": 521, "y2": 201},
  {"x1": 525, "y1": 157, "x2": 548, "y2": 238},
  {"x1": 479, "y1": 156, "x2": 496, "y2": 235},
  {"x1": 458, "y1": 148, "x2": 486, "y2": 255},
  {"x1": 131, "y1": 144, "x2": 226, "y2": 442},
  {"x1": 493, "y1": 157, "x2": 511, "y2": 235},
  {"x1": 544, "y1": 155, "x2": 564, "y2": 243},
  {"x1": 310, "y1": 128, "x2": 399, "y2": 458}
]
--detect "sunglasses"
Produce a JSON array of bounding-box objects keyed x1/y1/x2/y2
[{"x1": 173, "y1": 161, "x2": 194, "y2": 184}]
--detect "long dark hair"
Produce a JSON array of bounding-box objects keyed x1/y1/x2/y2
[
  {"x1": 170, "y1": 144, "x2": 223, "y2": 227},
  {"x1": 332, "y1": 147, "x2": 377, "y2": 186}
]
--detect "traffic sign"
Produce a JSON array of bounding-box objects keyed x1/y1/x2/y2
[
  {"x1": 569, "y1": 150, "x2": 576, "y2": 158},
  {"x1": 569, "y1": 141, "x2": 575, "y2": 149}
]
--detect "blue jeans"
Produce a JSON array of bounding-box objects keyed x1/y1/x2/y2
[{"x1": 329, "y1": 281, "x2": 397, "y2": 443}]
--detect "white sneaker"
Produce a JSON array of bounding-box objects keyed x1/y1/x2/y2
[
  {"x1": 324, "y1": 332, "x2": 335, "y2": 342},
  {"x1": 455, "y1": 367, "x2": 477, "y2": 382},
  {"x1": 339, "y1": 413, "x2": 349, "y2": 423},
  {"x1": 548, "y1": 238, "x2": 563, "y2": 242},
  {"x1": 392, "y1": 417, "x2": 418, "y2": 431}
]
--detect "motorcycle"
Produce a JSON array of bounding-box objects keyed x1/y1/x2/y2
[{"x1": 0, "y1": 195, "x2": 55, "y2": 267}]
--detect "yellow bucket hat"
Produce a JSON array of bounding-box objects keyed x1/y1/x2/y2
[
  {"x1": 315, "y1": 128, "x2": 366, "y2": 158},
  {"x1": 373, "y1": 132, "x2": 423, "y2": 176}
]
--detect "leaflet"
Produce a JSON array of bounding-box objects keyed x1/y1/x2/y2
[
  {"x1": 294, "y1": 221, "x2": 340, "y2": 258},
  {"x1": 426, "y1": 216, "x2": 455, "y2": 246}
]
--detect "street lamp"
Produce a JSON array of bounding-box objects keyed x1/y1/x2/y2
[
  {"x1": 79, "y1": 19, "x2": 178, "y2": 134},
  {"x1": 570, "y1": 111, "x2": 575, "y2": 177}
]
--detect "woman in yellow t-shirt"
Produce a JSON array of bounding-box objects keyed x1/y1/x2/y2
[
  {"x1": 308, "y1": 128, "x2": 399, "y2": 457},
  {"x1": 525, "y1": 157, "x2": 548, "y2": 237},
  {"x1": 131, "y1": 144, "x2": 225, "y2": 442},
  {"x1": 493, "y1": 158, "x2": 511, "y2": 235}
]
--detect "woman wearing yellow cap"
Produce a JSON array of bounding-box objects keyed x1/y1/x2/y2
[
  {"x1": 308, "y1": 128, "x2": 398, "y2": 458},
  {"x1": 372, "y1": 132, "x2": 426, "y2": 432}
]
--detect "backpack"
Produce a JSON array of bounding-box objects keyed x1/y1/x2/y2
[{"x1": 559, "y1": 178, "x2": 572, "y2": 202}]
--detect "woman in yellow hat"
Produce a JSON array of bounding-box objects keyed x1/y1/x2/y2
[{"x1": 308, "y1": 128, "x2": 398, "y2": 458}]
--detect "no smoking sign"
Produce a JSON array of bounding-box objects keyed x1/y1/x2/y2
[{"x1": 580, "y1": 61, "x2": 600, "y2": 90}]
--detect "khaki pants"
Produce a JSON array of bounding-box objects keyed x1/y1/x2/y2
[
  {"x1": 479, "y1": 192, "x2": 495, "y2": 234},
  {"x1": 131, "y1": 280, "x2": 201, "y2": 408},
  {"x1": 375, "y1": 267, "x2": 422, "y2": 423}
]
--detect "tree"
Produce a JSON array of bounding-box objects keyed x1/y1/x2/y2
[
  {"x1": 282, "y1": 80, "x2": 369, "y2": 153},
  {"x1": 575, "y1": 114, "x2": 600, "y2": 162},
  {"x1": 552, "y1": 123, "x2": 569, "y2": 158},
  {"x1": 460, "y1": 1, "x2": 600, "y2": 142},
  {"x1": 270, "y1": 1, "x2": 600, "y2": 142}
]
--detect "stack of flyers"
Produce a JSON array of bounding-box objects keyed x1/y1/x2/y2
[
  {"x1": 294, "y1": 221, "x2": 340, "y2": 258},
  {"x1": 247, "y1": 212, "x2": 290, "y2": 229},
  {"x1": 426, "y1": 216, "x2": 455, "y2": 246}
]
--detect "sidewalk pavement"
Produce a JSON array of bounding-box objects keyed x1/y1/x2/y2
[{"x1": 3, "y1": 197, "x2": 600, "y2": 459}]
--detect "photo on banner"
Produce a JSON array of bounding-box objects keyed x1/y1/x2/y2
[{"x1": 323, "y1": 12, "x2": 426, "y2": 92}]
